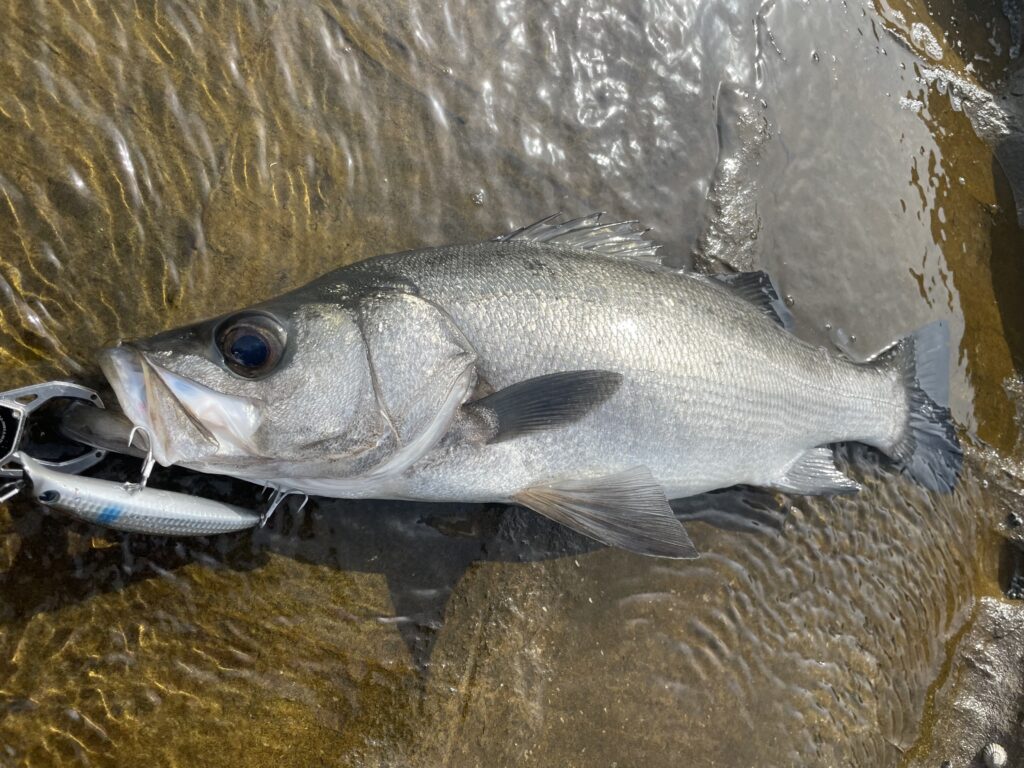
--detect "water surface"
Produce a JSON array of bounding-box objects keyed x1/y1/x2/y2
[{"x1": 0, "y1": 0, "x2": 1022, "y2": 765}]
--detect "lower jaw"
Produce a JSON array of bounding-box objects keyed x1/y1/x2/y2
[
  {"x1": 97, "y1": 347, "x2": 185, "y2": 466},
  {"x1": 98, "y1": 346, "x2": 153, "y2": 431}
]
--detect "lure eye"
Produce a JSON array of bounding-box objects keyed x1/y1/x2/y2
[{"x1": 215, "y1": 314, "x2": 286, "y2": 378}]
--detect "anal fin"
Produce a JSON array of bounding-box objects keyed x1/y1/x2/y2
[
  {"x1": 773, "y1": 447, "x2": 861, "y2": 495},
  {"x1": 513, "y1": 467, "x2": 699, "y2": 559}
]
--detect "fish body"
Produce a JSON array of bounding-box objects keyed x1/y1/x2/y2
[
  {"x1": 335, "y1": 243, "x2": 900, "y2": 501},
  {"x1": 98, "y1": 216, "x2": 961, "y2": 557}
]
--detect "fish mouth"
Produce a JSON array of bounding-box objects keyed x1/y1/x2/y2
[{"x1": 98, "y1": 346, "x2": 263, "y2": 467}]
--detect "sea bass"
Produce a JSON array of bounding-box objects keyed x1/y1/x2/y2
[{"x1": 97, "y1": 215, "x2": 961, "y2": 558}]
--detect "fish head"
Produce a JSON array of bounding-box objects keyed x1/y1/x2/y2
[{"x1": 97, "y1": 294, "x2": 381, "y2": 477}]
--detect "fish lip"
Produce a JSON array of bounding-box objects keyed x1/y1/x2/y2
[
  {"x1": 99, "y1": 343, "x2": 267, "y2": 467},
  {"x1": 98, "y1": 345, "x2": 229, "y2": 466},
  {"x1": 97, "y1": 345, "x2": 173, "y2": 465},
  {"x1": 139, "y1": 354, "x2": 263, "y2": 457}
]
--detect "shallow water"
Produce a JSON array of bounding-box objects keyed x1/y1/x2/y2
[{"x1": 0, "y1": 0, "x2": 1022, "y2": 766}]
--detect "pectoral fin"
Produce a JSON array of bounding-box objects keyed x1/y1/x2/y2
[
  {"x1": 466, "y1": 370, "x2": 622, "y2": 443},
  {"x1": 513, "y1": 467, "x2": 699, "y2": 559},
  {"x1": 773, "y1": 447, "x2": 861, "y2": 495}
]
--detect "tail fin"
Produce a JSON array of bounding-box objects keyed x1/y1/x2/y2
[{"x1": 880, "y1": 320, "x2": 962, "y2": 492}]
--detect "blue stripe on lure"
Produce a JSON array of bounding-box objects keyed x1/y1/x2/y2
[
  {"x1": 17, "y1": 453, "x2": 260, "y2": 536},
  {"x1": 97, "y1": 506, "x2": 122, "y2": 525}
]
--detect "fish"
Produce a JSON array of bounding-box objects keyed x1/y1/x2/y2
[
  {"x1": 96, "y1": 214, "x2": 962, "y2": 558},
  {"x1": 18, "y1": 452, "x2": 260, "y2": 535}
]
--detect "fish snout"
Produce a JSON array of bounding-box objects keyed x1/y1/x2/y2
[
  {"x1": 97, "y1": 345, "x2": 197, "y2": 466},
  {"x1": 97, "y1": 345, "x2": 154, "y2": 450}
]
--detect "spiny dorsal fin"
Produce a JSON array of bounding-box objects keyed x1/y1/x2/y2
[
  {"x1": 465, "y1": 370, "x2": 622, "y2": 444},
  {"x1": 706, "y1": 271, "x2": 795, "y2": 330},
  {"x1": 493, "y1": 213, "x2": 662, "y2": 264},
  {"x1": 514, "y1": 467, "x2": 699, "y2": 559}
]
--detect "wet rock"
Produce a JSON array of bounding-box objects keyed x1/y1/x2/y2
[
  {"x1": 0, "y1": 532, "x2": 19, "y2": 574},
  {"x1": 906, "y1": 597, "x2": 1024, "y2": 768},
  {"x1": 691, "y1": 85, "x2": 771, "y2": 274},
  {"x1": 0, "y1": 0, "x2": 1020, "y2": 766}
]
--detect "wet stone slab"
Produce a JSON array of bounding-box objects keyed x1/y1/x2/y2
[{"x1": 906, "y1": 596, "x2": 1024, "y2": 768}]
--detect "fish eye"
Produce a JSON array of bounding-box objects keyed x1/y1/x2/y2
[{"x1": 215, "y1": 314, "x2": 286, "y2": 379}]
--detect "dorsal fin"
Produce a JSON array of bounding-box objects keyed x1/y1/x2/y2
[
  {"x1": 493, "y1": 213, "x2": 662, "y2": 264},
  {"x1": 706, "y1": 271, "x2": 795, "y2": 330}
]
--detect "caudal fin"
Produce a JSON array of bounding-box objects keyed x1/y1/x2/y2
[{"x1": 881, "y1": 320, "x2": 962, "y2": 492}]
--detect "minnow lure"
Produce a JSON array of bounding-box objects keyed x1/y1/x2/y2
[{"x1": 18, "y1": 452, "x2": 259, "y2": 535}]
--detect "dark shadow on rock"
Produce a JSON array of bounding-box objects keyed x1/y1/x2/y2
[
  {"x1": 672, "y1": 485, "x2": 790, "y2": 536},
  {"x1": 994, "y1": 64, "x2": 1024, "y2": 230},
  {"x1": 1, "y1": 453, "x2": 610, "y2": 672},
  {"x1": 992, "y1": 150, "x2": 1024, "y2": 381}
]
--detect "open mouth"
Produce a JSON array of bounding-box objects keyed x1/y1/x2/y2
[
  {"x1": 98, "y1": 346, "x2": 167, "y2": 460},
  {"x1": 98, "y1": 346, "x2": 262, "y2": 467}
]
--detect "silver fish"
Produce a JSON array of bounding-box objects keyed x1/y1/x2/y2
[
  {"x1": 97, "y1": 214, "x2": 961, "y2": 557},
  {"x1": 19, "y1": 452, "x2": 260, "y2": 535}
]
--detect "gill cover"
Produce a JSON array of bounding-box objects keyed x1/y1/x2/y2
[{"x1": 356, "y1": 291, "x2": 478, "y2": 479}]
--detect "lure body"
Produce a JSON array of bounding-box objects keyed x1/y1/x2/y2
[{"x1": 19, "y1": 453, "x2": 259, "y2": 535}]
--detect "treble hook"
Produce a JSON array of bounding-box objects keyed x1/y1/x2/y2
[
  {"x1": 0, "y1": 479, "x2": 25, "y2": 503},
  {"x1": 126, "y1": 426, "x2": 156, "y2": 492},
  {"x1": 259, "y1": 488, "x2": 310, "y2": 527}
]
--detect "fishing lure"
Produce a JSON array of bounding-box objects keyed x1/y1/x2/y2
[{"x1": 18, "y1": 452, "x2": 259, "y2": 535}]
